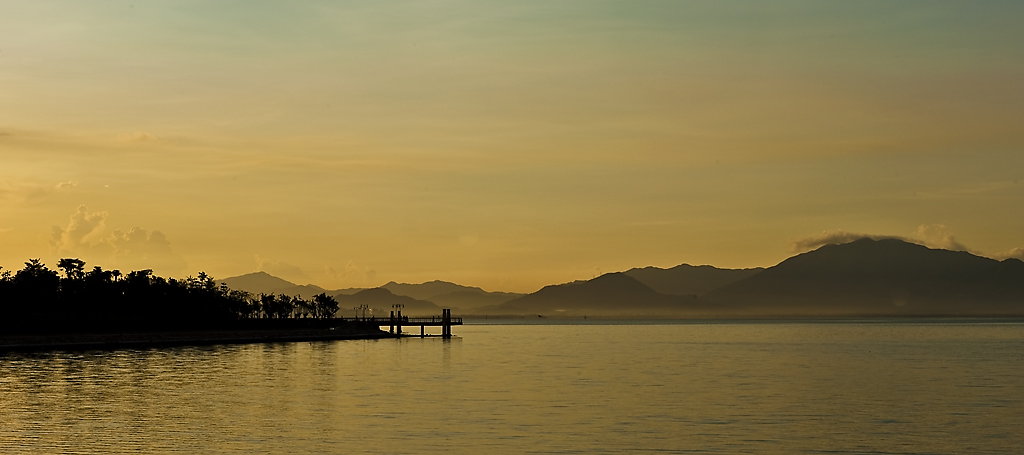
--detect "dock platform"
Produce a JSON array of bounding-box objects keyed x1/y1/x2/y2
[{"x1": 354, "y1": 309, "x2": 461, "y2": 338}]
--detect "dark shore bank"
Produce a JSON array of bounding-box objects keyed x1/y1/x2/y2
[{"x1": 0, "y1": 323, "x2": 394, "y2": 351}]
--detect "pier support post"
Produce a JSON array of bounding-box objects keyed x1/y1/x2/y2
[
  {"x1": 442, "y1": 308, "x2": 452, "y2": 339},
  {"x1": 389, "y1": 310, "x2": 394, "y2": 334},
  {"x1": 396, "y1": 309, "x2": 402, "y2": 335}
]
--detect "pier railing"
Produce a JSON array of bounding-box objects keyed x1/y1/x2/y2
[{"x1": 355, "y1": 316, "x2": 463, "y2": 325}]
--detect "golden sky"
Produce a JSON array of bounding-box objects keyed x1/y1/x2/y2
[{"x1": 2, "y1": 1, "x2": 1023, "y2": 292}]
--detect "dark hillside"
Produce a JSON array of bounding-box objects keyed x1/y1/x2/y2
[
  {"x1": 625, "y1": 263, "x2": 763, "y2": 296},
  {"x1": 427, "y1": 290, "x2": 522, "y2": 309},
  {"x1": 492, "y1": 272, "x2": 695, "y2": 316},
  {"x1": 381, "y1": 280, "x2": 486, "y2": 301},
  {"x1": 701, "y1": 238, "x2": 1024, "y2": 316},
  {"x1": 218, "y1": 271, "x2": 297, "y2": 295},
  {"x1": 334, "y1": 288, "x2": 442, "y2": 316}
]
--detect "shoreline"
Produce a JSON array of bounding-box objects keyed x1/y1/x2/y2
[
  {"x1": 462, "y1": 313, "x2": 1024, "y2": 320},
  {"x1": 0, "y1": 326, "x2": 397, "y2": 351}
]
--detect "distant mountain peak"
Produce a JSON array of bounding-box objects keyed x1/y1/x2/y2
[
  {"x1": 218, "y1": 271, "x2": 299, "y2": 295},
  {"x1": 226, "y1": 271, "x2": 277, "y2": 279},
  {"x1": 624, "y1": 262, "x2": 762, "y2": 296},
  {"x1": 355, "y1": 287, "x2": 395, "y2": 296},
  {"x1": 491, "y1": 272, "x2": 691, "y2": 316},
  {"x1": 334, "y1": 286, "x2": 441, "y2": 315},
  {"x1": 381, "y1": 280, "x2": 487, "y2": 300},
  {"x1": 700, "y1": 237, "x2": 1024, "y2": 316}
]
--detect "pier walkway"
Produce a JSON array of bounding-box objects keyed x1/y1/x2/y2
[{"x1": 353, "y1": 309, "x2": 461, "y2": 338}]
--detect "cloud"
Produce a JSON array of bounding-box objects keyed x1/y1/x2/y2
[
  {"x1": 791, "y1": 230, "x2": 906, "y2": 252},
  {"x1": 792, "y1": 225, "x2": 973, "y2": 253},
  {"x1": 50, "y1": 205, "x2": 187, "y2": 275},
  {"x1": 324, "y1": 261, "x2": 378, "y2": 286},
  {"x1": 912, "y1": 224, "x2": 971, "y2": 252},
  {"x1": 255, "y1": 255, "x2": 310, "y2": 283},
  {"x1": 50, "y1": 205, "x2": 108, "y2": 250},
  {"x1": 104, "y1": 227, "x2": 187, "y2": 273},
  {"x1": 0, "y1": 180, "x2": 80, "y2": 203},
  {"x1": 117, "y1": 131, "x2": 158, "y2": 142},
  {"x1": 992, "y1": 247, "x2": 1024, "y2": 261},
  {"x1": 792, "y1": 224, "x2": 1023, "y2": 262}
]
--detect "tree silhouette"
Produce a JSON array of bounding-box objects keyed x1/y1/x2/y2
[
  {"x1": 311, "y1": 293, "x2": 339, "y2": 319},
  {"x1": 259, "y1": 293, "x2": 297, "y2": 319},
  {"x1": 259, "y1": 293, "x2": 276, "y2": 318},
  {"x1": 57, "y1": 258, "x2": 86, "y2": 281},
  {"x1": 294, "y1": 296, "x2": 314, "y2": 318},
  {"x1": 0, "y1": 258, "x2": 370, "y2": 334},
  {"x1": 14, "y1": 259, "x2": 60, "y2": 293}
]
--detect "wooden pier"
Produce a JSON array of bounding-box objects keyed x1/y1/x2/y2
[{"x1": 356, "y1": 309, "x2": 462, "y2": 338}]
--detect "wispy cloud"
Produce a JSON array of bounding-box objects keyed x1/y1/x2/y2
[
  {"x1": 116, "y1": 131, "x2": 158, "y2": 142},
  {"x1": 0, "y1": 181, "x2": 50, "y2": 202},
  {"x1": 324, "y1": 261, "x2": 378, "y2": 287},
  {"x1": 0, "y1": 179, "x2": 79, "y2": 203},
  {"x1": 992, "y1": 247, "x2": 1024, "y2": 261},
  {"x1": 913, "y1": 180, "x2": 1019, "y2": 199},
  {"x1": 911, "y1": 224, "x2": 971, "y2": 252}
]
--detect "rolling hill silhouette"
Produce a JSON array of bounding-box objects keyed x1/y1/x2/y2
[
  {"x1": 217, "y1": 271, "x2": 353, "y2": 299},
  {"x1": 701, "y1": 238, "x2": 1024, "y2": 316},
  {"x1": 489, "y1": 272, "x2": 696, "y2": 316},
  {"x1": 380, "y1": 280, "x2": 480, "y2": 300},
  {"x1": 218, "y1": 271, "x2": 300, "y2": 295},
  {"x1": 333, "y1": 288, "x2": 442, "y2": 316},
  {"x1": 624, "y1": 264, "x2": 763, "y2": 296},
  {"x1": 380, "y1": 280, "x2": 522, "y2": 309},
  {"x1": 426, "y1": 290, "x2": 522, "y2": 309}
]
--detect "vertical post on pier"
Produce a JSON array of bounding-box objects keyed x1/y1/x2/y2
[
  {"x1": 420, "y1": 325, "x2": 425, "y2": 337},
  {"x1": 389, "y1": 310, "x2": 394, "y2": 334},
  {"x1": 396, "y1": 309, "x2": 402, "y2": 335},
  {"x1": 442, "y1": 308, "x2": 451, "y2": 339}
]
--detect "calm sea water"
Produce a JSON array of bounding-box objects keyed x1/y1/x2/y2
[{"x1": 2, "y1": 320, "x2": 1023, "y2": 454}]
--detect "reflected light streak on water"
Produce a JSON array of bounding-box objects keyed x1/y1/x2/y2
[{"x1": 2, "y1": 321, "x2": 1023, "y2": 454}]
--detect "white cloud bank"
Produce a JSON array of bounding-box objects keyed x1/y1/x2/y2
[
  {"x1": 792, "y1": 224, "x2": 1023, "y2": 262},
  {"x1": 50, "y1": 205, "x2": 188, "y2": 275}
]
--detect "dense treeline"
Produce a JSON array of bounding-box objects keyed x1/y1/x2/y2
[{"x1": 0, "y1": 258, "x2": 339, "y2": 333}]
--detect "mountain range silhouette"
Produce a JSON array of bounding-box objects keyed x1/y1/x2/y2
[{"x1": 220, "y1": 239, "x2": 1024, "y2": 317}]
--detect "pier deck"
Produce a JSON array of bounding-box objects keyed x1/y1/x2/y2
[{"x1": 354, "y1": 309, "x2": 461, "y2": 338}]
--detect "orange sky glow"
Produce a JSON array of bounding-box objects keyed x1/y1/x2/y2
[{"x1": 2, "y1": 1, "x2": 1022, "y2": 292}]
